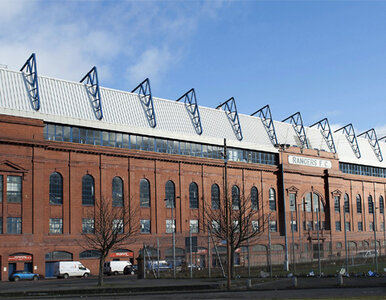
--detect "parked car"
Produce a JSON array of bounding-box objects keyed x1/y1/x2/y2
[
  {"x1": 104, "y1": 261, "x2": 132, "y2": 275},
  {"x1": 9, "y1": 271, "x2": 40, "y2": 281},
  {"x1": 146, "y1": 260, "x2": 172, "y2": 272},
  {"x1": 123, "y1": 264, "x2": 138, "y2": 275},
  {"x1": 54, "y1": 261, "x2": 90, "y2": 279}
]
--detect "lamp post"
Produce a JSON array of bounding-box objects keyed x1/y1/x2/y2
[
  {"x1": 291, "y1": 211, "x2": 296, "y2": 274},
  {"x1": 373, "y1": 205, "x2": 378, "y2": 273},
  {"x1": 274, "y1": 143, "x2": 290, "y2": 271},
  {"x1": 316, "y1": 208, "x2": 321, "y2": 276},
  {"x1": 343, "y1": 206, "x2": 348, "y2": 274},
  {"x1": 165, "y1": 197, "x2": 176, "y2": 278},
  {"x1": 222, "y1": 138, "x2": 231, "y2": 290},
  {"x1": 297, "y1": 203, "x2": 303, "y2": 263}
]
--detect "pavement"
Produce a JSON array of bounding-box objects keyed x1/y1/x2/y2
[{"x1": 0, "y1": 275, "x2": 385, "y2": 299}]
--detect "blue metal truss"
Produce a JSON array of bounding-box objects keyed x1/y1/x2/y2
[
  {"x1": 251, "y1": 104, "x2": 278, "y2": 146},
  {"x1": 20, "y1": 53, "x2": 40, "y2": 111},
  {"x1": 282, "y1": 112, "x2": 309, "y2": 149},
  {"x1": 310, "y1": 118, "x2": 337, "y2": 153},
  {"x1": 216, "y1": 97, "x2": 243, "y2": 141},
  {"x1": 334, "y1": 124, "x2": 361, "y2": 159},
  {"x1": 131, "y1": 78, "x2": 156, "y2": 128},
  {"x1": 358, "y1": 129, "x2": 383, "y2": 162},
  {"x1": 176, "y1": 88, "x2": 202, "y2": 135},
  {"x1": 80, "y1": 66, "x2": 103, "y2": 120}
]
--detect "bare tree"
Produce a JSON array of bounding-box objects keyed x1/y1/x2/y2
[
  {"x1": 205, "y1": 190, "x2": 270, "y2": 278},
  {"x1": 80, "y1": 197, "x2": 139, "y2": 286}
]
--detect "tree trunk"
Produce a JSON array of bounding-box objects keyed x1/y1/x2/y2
[
  {"x1": 98, "y1": 256, "x2": 106, "y2": 286},
  {"x1": 230, "y1": 246, "x2": 235, "y2": 279}
]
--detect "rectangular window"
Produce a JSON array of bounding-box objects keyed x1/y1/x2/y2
[
  {"x1": 82, "y1": 218, "x2": 94, "y2": 234},
  {"x1": 334, "y1": 196, "x2": 340, "y2": 212},
  {"x1": 345, "y1": 222, "x2": 350, "y2": 232},
  {"x1": 55, "y1": 125, "x2": 63, "y2": 141},
  {"x1": 289, "y1": 194, "x2": 296, "y2": 211},
  {"x1": 369, "y1": 222, "x2": 374, "y2": 231},
  {"x1": 79, "y1": 127, "x2": 87, "y2": 143},
  {"x1": 335, "y1": 221, "x2": 341, "y2": 231},
  {"x1": 0, "y1": 175, "x2": 3, "y2": 202},
  {"x1": 190, "y1": 220, "x2": 199, "y2": 233},
  {"x1": 7, "y1": 176, "x2": 22, "y2": 203},
  {"x1": 49, "y1": 218, "x2": 63, "y2": 234},
  {"x1": 116, "y1": 133, "x2": 123, "y2": 148},
  {"x1": 102, "y1": 131, "x2": 109, "y2": 146},
  {"x1": 94, "y1": 130, "x2": 101, "y2": 145},
  {"x1": 269, "y1": 220, "x2": 277, "y2": 232},
  {"x1": 63, "y1": 126, "x2": 71, "y2": 142},
  {"x1": 113, "y1": 219, "x2": 124, "y2": 234},
  {"x1": 211, "y1": 220, "x2": 220, "y2": 233},
  {"x1": 7, "y1": 217, "x2": 21, "y2": 234},
  {"x1": 358, "y1": 221, "x2": 363, "y2": 231},
  {"x1": 166, "y1": 219, "x2": 175, "y2": 234},
  {"x1": 140, "y1": 219, "x2": 151, "y2": 234},
  {"x1": 307, "y1": 221, "x2": 313, "y2": 230},
  {"x1": 305, "y1": 193, "x2": 311, "y2": 212},
  {"x1": 72, "y1": 127, "x2": 79, "y2": 143},
  {"x1": 291, "y1": 220, "x2": 297, "y2": 232},
  {"x1": 252, "y1": 220, "x2": 259, "y2": 232}
]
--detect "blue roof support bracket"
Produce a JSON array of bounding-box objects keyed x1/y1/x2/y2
[
  {"x1": 176, "y1": 88, "x2": 202, "y2": 135},
  {"x1": 131, "y1": 78, "x2": 156, "y2": 128},
  {"x1": 310, "y1": 118, "x2": 337, "y2": 153},
  {"x1": 282, "y1": 112, "x2": 309, "y2": 149},
  {"x1": 80, "y1": 66, "x2": 103, "y2": 120},
  {"x1": 334, "y1": 123, "x2": 361, "y2": 159},
  {"x1": 358, "y1": 129, "x2": 383, "y2": 162},
  {"x1": 216, "y1": 97, "x2": 243, "y2": 141},
  {"x1": 251, "y1": 104, "x2": 278, "y2": 146},
  {"x1": 20, "y1": 53, "x2": 40, "y2": 111}
]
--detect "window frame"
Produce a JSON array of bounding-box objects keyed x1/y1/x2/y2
[
  {"x1": 140, "y1": 178, "x2": 151, "y2": 208},
  {"x1": 211, "y1": 184, "x2": 220, "y2": 210},
  {"x1": 7, "y1": 175, "x2": 22, "y2": 203},
  {"x1": 112, "y1": 176, "x2": 124, "y2": 207},
  {"x1": 82, "y1": 174, "x2": 95, "y2": 206},
  {"x1": 49, "y1": 172, "x2": 63, "y2": 205},
  {"x1": 189, "y1": 182, "x2": 199, "y2": 209}
]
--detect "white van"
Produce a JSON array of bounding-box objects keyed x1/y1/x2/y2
[
  {"x1": 103, "y1": 261, "x2": 132, "y2": 275},
  {"x1": 54, "y1": 261, "x2": 90, "y2": 279}
]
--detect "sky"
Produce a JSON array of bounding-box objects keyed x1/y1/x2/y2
[{"x1": 1, "y1": 0, "x2": 386, "y2": 137}]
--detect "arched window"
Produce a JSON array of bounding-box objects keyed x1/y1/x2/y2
[
  {"x1": 269, "y1": 188, "x2": 276, "y2": 211},
  {"x1": 380, "y1": 196, "x2": 384, "y2": 214},
  {"x1": 356, "y1": 195, "x2": 362, "y2": 213},
  {"x1": 251, "y1": 187, "x2": 258, "y2": 210},
  {"x1": 140, "y1": 179, "x2": 150, "y2": 207},
  {"x1": 211, "y1": 184, "x2": 220, "y2": 209},
  {"x1": 112, "y1": 177, "x2": 123, "y2": 207},
  {"x1": 189, "y1": 182, "x2": 199, "y2": 209},
  {"x1": 49, "y1": 172, "x2": 63, "y2": 204},
  {"x1": 344, "y1": 194, "x2": 350, "y2": 213},
  {"x1": 334, "y1": 195, "x2": 340, "y2": 212},
  {"x1": 304, "y1": 193, "x2": 311, "y2": 212},
  {"x1": 79, "y1": 250, "x2": 101, "y2": 259},
  {"x1": 165, "y1": 180, "x2": 175, "y2": 208},
  {"x1": 82, "y1": 175, "x2": 95, "y2": 205},
  {"x1": 232, "y1": 185, "x2": 240, "y2": 210},
  {"x1": 368, "y1": 195, "x2": 374, "y2": 214}
]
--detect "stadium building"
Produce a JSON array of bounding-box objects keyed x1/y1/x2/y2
[{"x1": 0, "y1": 54, "x2": 385, "y2": 280}]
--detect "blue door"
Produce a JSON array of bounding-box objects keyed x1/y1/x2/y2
[
  {"x1": 24, "y1": 262, "x2": 32, "y2": 272},
  {"x1": 45, "y1": 262, "x2": 56, "y2": 278}
]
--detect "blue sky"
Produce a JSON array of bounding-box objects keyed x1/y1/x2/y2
[{"x1": 1, "y1": 0, "x2": 386, "y2": 136}]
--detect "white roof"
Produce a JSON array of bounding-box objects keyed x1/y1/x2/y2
[{"x1": 0, "y1": 67, "x2": 385, "y2": 168}]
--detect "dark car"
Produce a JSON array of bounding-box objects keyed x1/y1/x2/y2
[
  {"x1": 123, "y1": 264, "x2": 138, "y2": 275},
  {"x1": 9, "y1": 270, "x2": 40, "y2": 281}
]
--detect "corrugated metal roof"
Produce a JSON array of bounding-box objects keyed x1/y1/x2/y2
[{"x1": 0, "y1": 67, "x2": 385, "y2": 168}]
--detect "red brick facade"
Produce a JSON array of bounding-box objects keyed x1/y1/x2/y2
[{"x1": 0, "y1": 114, "x2": 385, "y2": 280}]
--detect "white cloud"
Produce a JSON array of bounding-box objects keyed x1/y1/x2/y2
[{"x1": 0, "y1": 0, "x2": 226, "y2": 89}]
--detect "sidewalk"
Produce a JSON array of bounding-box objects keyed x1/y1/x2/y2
[{"x1": 0, "y1": 276, "x2": 384, "y2": 298}]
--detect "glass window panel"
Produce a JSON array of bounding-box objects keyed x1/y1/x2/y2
[
  {"x1": 269, "y1": 188, "x2": 276, "y2": 211},
  {"x1": 116, "y1": 133, "x2": 123, "y2": 148},
  {"x1": 112, "y1": 177, "x2": 123, "y2": 207},
  {"x1": 63, "y1": 126, "x2": 71, "y2": 142},
  {"x1": 190, "y1": 220, "x2": 199, "y2": 233},
  {"x1": 140, "y1": 219, "x2": 150, "y2": 233},
  {"x1": 7, "y1": 217, "x2": 22, "y2": 234},
  {"x1": 7, "y1": 176, "x2": 22, "y2": 203},
  {"x1": 166, "y1": 219, "x2": 175, "y2": 233},
  {"x1": 289, "y1": 193, "x2": 296, "y2": 211},
  {"x1": 148, "y1": 137, "x2": 155, "y2": 151},
  {"x1": 86, "y1": 129, "x2": 94, "y2": 145},
  {"x1": 82, "y1": 218, "x2": 95, "y2": 234},
  {"x1": 251, "y1": 187, "x2": 258, "y2": 210},
  {"x1": 232, "y1": 185, "x2": 240, "y2": 210},
  {"x1": 140, "y1": 179, "x2": 150, "y2": 208},
  {"x1": 130, "y1": 135, "x2": 137, "y2": 149},
  {"x1": 165, "y1": 181, "x2": 175, "y2": 208},
  {"x1": 55, "y1": 125, "x2": 63, "y2": 141},
  {"x1": 108, "y1": 132, "x2": 116, "y2": 147},
  {"x1": 122, "y1": 134, "x2": 129, "y2": 148},
  {"x1": 189, "y1": 182, "x2": 199, "y2": 209},
  {"x1": 71, "y1": 127, "x2": 79, "y2": 143},
  {"x1": 82, "y1": 175, "x2": 95, "y2": 205},
  {"x1": 79, "y1": 128, "x2": 87, "y2": 144},
  {"x1": 49, "y1": 218, "x2": 63, "y2": 234},
  {"x1": 94, "y1": 130, "x2": 101, "y2": 145},
  {"x1": 211, "y1": 184, "x2": 220, "y2": 209},
  {"x1": 334, "y1": 196, "x2": 340, "y2": 212},
  {"x1": 102, "y1": 131, "x2": 109, "y2": 146},
  {"x1": 49, "y1": 172, "x2": 63, "y2": 204}
]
